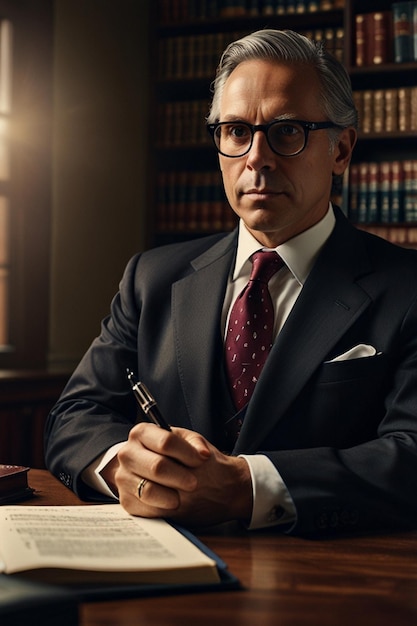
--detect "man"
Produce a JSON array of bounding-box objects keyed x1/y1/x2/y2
[{"x1": 45, "y1": 29, "x2": 417, "y2": 535}]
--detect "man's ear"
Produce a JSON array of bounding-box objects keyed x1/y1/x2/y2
[{"x1": 332, "y1": 127, "x2": 357, "y2": 176}]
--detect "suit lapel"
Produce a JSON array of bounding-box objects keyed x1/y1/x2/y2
[
  {"x1": 235, "y1": 213, "x2": 375, "y2": 454},
  {"x1": 172, "y1": 232, "x2": 237, "y2": 441}
]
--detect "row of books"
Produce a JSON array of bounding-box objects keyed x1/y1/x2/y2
[
  {"x1": 355, "y1": 3, "x2": 417, "y2": 66},
  {"x1": 157, "y1": 100, "x2": 212, "y2": 148},
  {"x1": 354, "y1": 86, "x2": 417, "y2": 133},
  {"x1": 155, "y1": 161, "x2": 417, "y2": 236},
  {"x1": 158, "y1": 27, "x2": 344, "y2": 80},
  {"x1": 348, "y1": 160, "x2": 417, "y2": 224},
  {"x1": 156, "y1": 88, "x2": 417, "y2": 149},
  {"x1": 356, "y1": 223, "x2": 417, "y2": 246},
  {"x1": 157, "y1": 0, "x2": 344, "y2": 23},
  {"x1": 156, "y1": 170, "x2": 236, "y2": 233},
  {"x1": 159, "y1": 31, "x2": 242, "y2": 81}
]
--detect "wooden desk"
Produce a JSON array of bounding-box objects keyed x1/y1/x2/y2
[{"x1": 27, "y1": 469, "x2": 417, "y2": 626}]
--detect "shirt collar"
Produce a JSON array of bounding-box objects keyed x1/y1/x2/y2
[{"x1": 233, "y1": 203, "x2": 336, "y2": 285}]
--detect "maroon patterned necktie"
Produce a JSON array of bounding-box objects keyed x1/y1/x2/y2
[{"x1": 225, "y1": 251, "x2": 283, "y2": 411}]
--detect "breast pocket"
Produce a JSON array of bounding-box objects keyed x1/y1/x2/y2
[
  {"x1": 319, "y1": 352, "x2": 389, "y2": 384},
  {"x1": 302, "y1": 353, "x2": 391, "y2": 446}
]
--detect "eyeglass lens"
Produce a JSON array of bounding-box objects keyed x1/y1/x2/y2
[{"x1": 214, "y1": 121, "x2": 306, "y2": 157}]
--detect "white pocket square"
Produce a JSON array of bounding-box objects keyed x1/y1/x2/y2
[{"x1": 327, "y1": 344, "x2": 379, "y2": 363}]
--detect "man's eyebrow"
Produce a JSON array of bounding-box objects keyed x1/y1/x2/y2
[
  {"x1": 218, "y1": 113, "x2": 299, "y2": 123},
  {"x1": 220, "y1": 115, "x2": 248, "y2": 122},
  {"x1": 273, "y1": 114, "x2": 298, "y2": 121}
]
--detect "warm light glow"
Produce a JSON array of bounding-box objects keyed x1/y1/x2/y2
[
  {"x1": 0, "y1": 20, "x2": 12, "y2": 348},
  {"x1": 0, "y1": 195, "x2": 9, "y2": 266},
  {"x1": 0, "y1": 20, "x2": 12, "y2": 115},
  {"x1": 0, "y1": 116, "x2": 10, "y2": 180}
]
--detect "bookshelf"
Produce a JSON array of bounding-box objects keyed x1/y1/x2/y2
[
  {"x1": 345, "y1": 0, "x2": 417, "y2": 246},
  {"x1": 152, "y1": 0, "x2": 417, "y2": 247}
]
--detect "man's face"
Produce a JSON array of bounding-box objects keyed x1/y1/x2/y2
[{"x1": 218, "y1": 59, "x2": 356, "y2": 247}]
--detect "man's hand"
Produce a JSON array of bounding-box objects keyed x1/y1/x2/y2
[{"x1": 101, "y1": 423, "x2": 253, "y2": 526}]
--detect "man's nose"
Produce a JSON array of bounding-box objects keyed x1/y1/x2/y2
[{"x1": 245, "y1": 129, "x2": 276, "y2": 170}]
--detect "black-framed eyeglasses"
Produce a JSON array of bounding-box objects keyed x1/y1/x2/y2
[{"x1": 207, "y1": 119, "x2": 342, "y2": 158}]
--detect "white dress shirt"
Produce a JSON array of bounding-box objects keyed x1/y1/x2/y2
[{"x1": 83, "y1": 205, "x2": 336, "y2": 529}]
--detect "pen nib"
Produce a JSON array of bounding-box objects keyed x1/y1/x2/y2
[{"x1": 126, "y1": 368, "x2": 136, "y2": 386}]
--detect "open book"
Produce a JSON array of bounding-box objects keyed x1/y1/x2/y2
[{"x1": 0, "y1": 505, "x2": 224, "y2": 587}]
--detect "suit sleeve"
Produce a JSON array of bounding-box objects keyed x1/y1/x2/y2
[{"x1": 44, "y1": 254, "x2": 143, "y2": 499}]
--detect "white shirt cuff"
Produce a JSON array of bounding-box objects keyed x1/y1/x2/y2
[
  {"x1": 81, "y1": 442, "x2": 126, "y2": 499},
  {"x1": 239, "y1": 454, "x2": 297, "y2": 529}
]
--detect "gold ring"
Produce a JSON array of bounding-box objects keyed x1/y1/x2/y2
[{"x1": 137, "y1": 478, "x2": 148, "y2": 499}]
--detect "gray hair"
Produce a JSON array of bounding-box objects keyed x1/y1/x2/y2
[{"x1": 207, "y1": 29, "x2": 358, "y2": 135}]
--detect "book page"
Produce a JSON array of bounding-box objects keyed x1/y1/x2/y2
[{"x1": 0, "y1": 505, "x2": 217, "y2": 576}]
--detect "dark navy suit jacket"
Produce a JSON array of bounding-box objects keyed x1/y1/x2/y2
[{"x1": 45, "y1": 207, "x2": 417, "y2": 534}]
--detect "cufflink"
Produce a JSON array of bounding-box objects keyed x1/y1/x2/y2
[{"x1": 267, "y1": 505, "x2": 285, "y2": 523}]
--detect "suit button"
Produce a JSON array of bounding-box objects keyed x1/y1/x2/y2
[
  {"x1": 59, "y1": 471, "x2": 72, "y2": 488},
  {"x1": 329, "y1": 512, "x2": 339, "y2": 528},
  {"x1": 316, "y1": 512, "x2": 328, "y2": 530},
  {"x1": 341, "y1": 508, "x2": 359, "y2": 526}
]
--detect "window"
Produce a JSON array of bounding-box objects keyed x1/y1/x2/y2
[
  {"x1": 0, "y1": 19, "x2": 12, "y2": 349},
  {"x1": 0, "y1": 1, "x2": 53, "y2": 369}
]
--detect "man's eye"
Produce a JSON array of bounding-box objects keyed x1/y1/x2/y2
[
  {"x1": 227, "y1": 125, "x2": 249, "y2": 140},
  {"x1": 278, "y1": 124, "x2": 299, "y2": 136}
]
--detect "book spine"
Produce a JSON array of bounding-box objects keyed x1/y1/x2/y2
[
  {"x1": 334, "y1": 27, "x2": 344, "y2": 63},
  {"x1": 262, "y1": 0, "x2": 276, "y2": 15},
  {"x1": 390, "y1": 161, "x2": 404, "y2": 222},
  {"x1": 413, "y1": 161, "x2": 417, "y2": 222},
  {"x1": 372, "y1": 11, "x2": 392, "y2": 64},
  {"x1": 411, "y1": 86, "x2": 417, "y2": 130},
  {"x1": 353, "y1": 91, "x2": 364, "y2": 133},
  {"x1": 156, "y1": 171, "x2": 168, "y2": 232},
  {"x1": 246, "y1": 0, "x2": 259, "y2": 14},
  {"x1": 362, "y1": 90, "x2": 373, "y2": 133},
  {"x1": 393, "y1": 1, "x2": 413, "y2": 62},
  {"x1": 379, "y1": 162, "x2": 391, "y2": 223},
  {"x1": 403, "y1": 160, "x2": 414, "y2": 221},
  {"x1": 372, "y1": 89, "x2": 385, "y2": 132},
  {"x1": 398, "y1": 87, "x2": 411, "y2": 132},
  {"x1": 296, "y1": 1, "x2": 308, "y2": 13},
  {"x1": 413, "y1": 1, "x2": 417, "y2": 60},
  {"x1": 357, "y1": 162, "x2": 369, "y2": 222},
  {"x1": 324, "y1": 28, "x2": 335, "y2": 56},
  {"x1": 384, "y1": 88, "x2": 398, "y2": 132},
  {"x1": 275, "y1": 1, "x2": 286, "y2": 14},
  {"x1": 166, "y1": 171, "x2": 176, "y2": 232},
  {"x1": 367, "y1": 162, "x2": 380, "y2": 222},
  {"x1": 355, "y1": 14, "x2": 367, "y2": 67},
  {"x1": 208, "y1": 170, "x2": 223, "y2": 231}
]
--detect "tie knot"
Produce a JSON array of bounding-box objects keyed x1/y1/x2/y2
[{"x1": 249, "y1": 251, "x2": 282, "y2": 284}]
